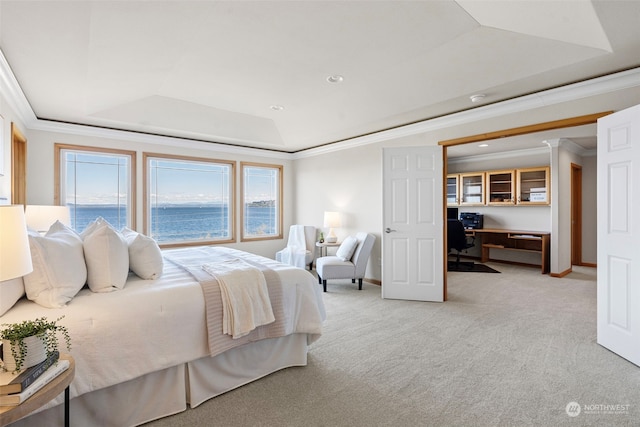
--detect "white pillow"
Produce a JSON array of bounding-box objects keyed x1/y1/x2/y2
[
  {"x1": 121, "y1": 228, "x2": 163, "y2": 280},
  {"x1": 83, "y1": 219, "x2": 129, "y2": 292},
  {"x1": 80, "y1": 216, "x2": 105, "y2": 239},
  {"x1": 0, "y1": 277, "x2": 26, "y2": 316},
  {"x1": 23, "y1": 221, "x2": 87, "y2": 308},
  {"x1": 335, "y1": 236, "x2": 359, "y2": 261}
]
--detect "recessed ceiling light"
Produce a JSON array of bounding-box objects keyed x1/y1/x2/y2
[
  {"x1": 270, "y1": 105, "x2": 284, "y2": 111},
  {"x1": 470, "y1": 94, "x2": 486, "y2": 103},
  {"x1": 479, "y1": 143, "x2": 489, "y2": 147},
  {"x1": 326, "y1": 75, "x2": 344, "y2": 83}
]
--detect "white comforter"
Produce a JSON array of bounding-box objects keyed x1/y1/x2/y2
[{"x1": 0, "y1": 247, "x2": 325, "y2": 401}]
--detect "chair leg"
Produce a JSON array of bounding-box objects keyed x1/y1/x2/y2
[
  {"x1": 322, "y1": 279, "x2": 327, "y2": 293},
  {"x1": 351, "y1": 279, "x2": 355, "y2": 284},
  {"x1": 358, "y1": 278, "x2": 363, "y2": 290},
  {"x1": 309, "y1": 262, "x2": 313, "y2": 271},
  {"x1": 318, "y1": 275, "x2": 322, "y2": 284}
]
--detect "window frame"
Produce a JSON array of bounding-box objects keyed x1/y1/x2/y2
[
  {"x1": 54, "y1": 143, "x2": 137, "y2": 231},
  {"x1": 240, "y1": 162, "x2": 283, "y2": 242},
  {"x1": 143, "y1": 152, "x2": 236, "y2": 248}
]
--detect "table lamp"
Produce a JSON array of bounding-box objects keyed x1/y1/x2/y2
[
  {"x1": 323, "y1": 211, "x2": 341, "y2": 243},
  {"x1": 0, "y1": 205, "x2": 33, "y2": 281},
  {"x1": 25, "y1": 205, "x2": 71, "y2": 234}
]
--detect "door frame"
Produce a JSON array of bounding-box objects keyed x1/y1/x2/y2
[
  {"x1": 438, "y1": 111, "x2": 611, "y2": 297},
  {"x1": 571, "y1": 163, "x2": 583, "y2": 266},
  {"x1": 11, "y1": 123, "x2": 27, "y2": 205}
]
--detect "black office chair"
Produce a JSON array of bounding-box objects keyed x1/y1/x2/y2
[{"x1": 447, "y1": 219, "x2": 475, "y2": 270}]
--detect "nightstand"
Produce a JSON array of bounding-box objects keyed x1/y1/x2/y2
[
  {"x1": 316, "y1": 241, "x2": 341, "y2": 257},
  {"x1": 0, "y1": 354, "x2": 75, "y2": 427}
]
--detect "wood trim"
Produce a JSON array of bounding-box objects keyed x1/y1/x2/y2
[
  {"x1": 571, "y1": 163, "x2": 583, "y2": 266},
  {"x1": 442, "y1": 112, "x2": 610, "y2": 286},
  {"x1": 581, "y1": 262, "x2": 597, "y2": 268},
  {"x1": 54, "y1": 143, "x2": 137, "y2": 228},
  {"x1": 10, "y1": 123, "x2": 27, "y2": 205},
  {"x1": 550, "y1": 267, "x2": 573, "y2": 278},
  {"x1": 239, "y1": 161, "x2": 284, "y2": 242},
  {"x1": 442, "y1": 146, "x2": 449, "y2": 301},
  {"x1": 438, "y1": 112, "x2": 613, "y2": 147},
  {"x1": 143, "y1": 152, "x2": 236, "y2": 244}
]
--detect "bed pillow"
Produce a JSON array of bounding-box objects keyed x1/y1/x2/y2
[
  {"x1": 121, "y1": 228, "x2": 163, "y2": 280},
  {"x1": 83, "y1": 219, "x2": 129, "y2": 292},
  {"x1": 0, "y1": 277, "x2": 26, "y2": 316},
  {"x1": 23, "y1": 221, "x2": 87, "y2": 308},
  {"x1": 335, "y1": 235, "x2": 359, "y2": 261}
]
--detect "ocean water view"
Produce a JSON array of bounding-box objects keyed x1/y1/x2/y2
[{"x1": 69, "y1": 204, "x2": 276, "y2": 243}]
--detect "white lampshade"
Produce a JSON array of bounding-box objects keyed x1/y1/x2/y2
[
  {"x1": 323, "y1": 211, "x2": 341, "y2": 243},
  {"x1": 0, "y1": 205, "x2": 33, "y2": 281},
  {"x1": 323, "y1": 211, "x2": 341, "y2": 228},
  {"x1": 25, "y1": 205, "x2": 71, "y2": 233}
]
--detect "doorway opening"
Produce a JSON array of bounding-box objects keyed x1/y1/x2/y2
[{"x1": 438, "y1": 112, "x2": 609, "y2": 300}]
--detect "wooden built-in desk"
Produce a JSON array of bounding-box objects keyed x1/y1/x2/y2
[{"x1": 466, "y1": 228, "x2": 550, "y2": 274}]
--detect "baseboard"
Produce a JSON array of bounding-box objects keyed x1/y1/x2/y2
[
  {"x1": 366, "y1": 278, "x2": 381, "y2": 286},
  {"x1": 550, "y1": 267, "x2": 572, "y2": 278},
  {"x1": 580, "y1": 262, "x2": 597, "y2": 268}
]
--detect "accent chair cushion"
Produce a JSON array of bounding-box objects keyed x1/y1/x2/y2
[
  {"x1": 316, "y1": 256, "x2": 355, "y2": 280},
  {"x1": 335, "y1": 235, "x2": 358, "y2": 261},
  {"x1": 23, "y1": 221, "x2": 87, "y2": 308}
]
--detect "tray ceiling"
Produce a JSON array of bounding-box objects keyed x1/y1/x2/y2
[{"x1": 1, "y1": 1, "x2": 639, "y2": 153}]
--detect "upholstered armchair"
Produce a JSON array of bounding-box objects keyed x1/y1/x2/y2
[
  {"x1": 275, "y1": 225, "x2": 317, "y2": 270},
  {"x1": 316, "y1": 232, "x2": 375, "y2": 292}
]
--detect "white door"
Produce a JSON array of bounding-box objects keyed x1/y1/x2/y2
[
  {"x1": 382, "y1": 146, "x2": 443, "y2": 301},
  {"x1": 597, "y1": 104, "x2": 640, "y2": 366}
]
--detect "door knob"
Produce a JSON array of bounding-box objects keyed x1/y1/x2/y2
[{"x1": 385, "y1": 227, "x2": 397, "y2": 233}]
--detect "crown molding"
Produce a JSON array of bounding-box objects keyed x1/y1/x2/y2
[
  {"x1": 0, "y1": 50, "x2": 37, "y2": 126},
  {"x1": 2, "y1": 45, "x2": 639, "y2": 161},
  {"x1": 32, "y1": 119, "x2": 293, "y2": 160},
  {"x1": 293, "y1": 67, "x2": 640, "y2": 159},
  {"x1": 448, "y1": 146, "x2": 551, "y2": 165}
]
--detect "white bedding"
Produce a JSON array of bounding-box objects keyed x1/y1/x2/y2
[{"x1": 0, "y1": 246, "x2": 325, "y2": 405}]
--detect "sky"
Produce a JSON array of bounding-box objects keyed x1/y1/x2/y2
[{"x1": 64, "y1": 152, "x2": 277, "y2": 205}]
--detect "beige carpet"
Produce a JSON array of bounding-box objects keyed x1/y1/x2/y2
[{"x1": 145, "y1": 264, "x2": 640, "y2": 427}]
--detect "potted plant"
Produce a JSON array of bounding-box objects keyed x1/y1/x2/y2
[{"x1": 0, "y1": 316, "x2": 71, "y2": 372}]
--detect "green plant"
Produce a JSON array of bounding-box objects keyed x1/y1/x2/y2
[{"x1": 0, "y1": 316, "x2": 71, "y2": 372}]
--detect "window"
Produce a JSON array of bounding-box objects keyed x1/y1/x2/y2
[
  {"x1": 145, "y1": 154, "x2": 234, "y2": 245},
  {"x1": 55, "y1": 144, "x2": 135, "y2": 233},
  {"x1": 241, "y1": 162, "x2": 282, "y2": 241}
]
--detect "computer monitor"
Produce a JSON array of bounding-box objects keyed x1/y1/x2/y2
[{"x1": 447, "y1": 207, "x2": 458, "y2": 220}]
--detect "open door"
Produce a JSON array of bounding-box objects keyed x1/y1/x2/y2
[
  {"x1": 382, "y1": 146, "x2": 443, "y2": 302},
  {"x1": 597, "y1": 104, "x2": 640, "y2": 366}
]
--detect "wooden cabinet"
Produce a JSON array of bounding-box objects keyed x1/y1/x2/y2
[
  {"x1": 448, "y1": 166, "x2": 550, "y2": 206},
  {"x1": 487, "y1": 170, "x2": 515, "y2": 205},
  {"x1": 446, "y1": 174, "x2": 459, "y2": 206},
  {"x1": 460, "y1": 173, "x2": 485, "y2": 205},
  {"x1": 517, "y1": 167, "x2": 550, "y2": 205}
]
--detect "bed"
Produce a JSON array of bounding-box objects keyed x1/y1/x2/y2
[{"x1": 0, "y1": 244, "x2": 325, "y2": 427}]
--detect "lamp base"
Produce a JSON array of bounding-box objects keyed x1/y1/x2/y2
[{"x1": 326, "y1": 228, "x2": 338, "y2": 243}]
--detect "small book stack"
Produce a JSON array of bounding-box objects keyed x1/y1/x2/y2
[{"x1": 0, "y1": 351, "x2": 70, "y2": 406}]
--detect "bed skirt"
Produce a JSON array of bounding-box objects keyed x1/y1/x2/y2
[{"x1": 9, "y1": 334, "x2": 309, "y2": 427}]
